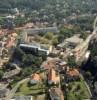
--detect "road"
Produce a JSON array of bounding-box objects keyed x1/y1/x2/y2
[
  {"x1": 80, "y1": 73, "x2": 92, "y2": 97},
  {"x1": 4, "y1": 78, "x2": 30, "y2": 100}
]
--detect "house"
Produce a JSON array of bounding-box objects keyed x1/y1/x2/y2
[
  {"x1": 11, "y1": 33, "x2": 18, "y2": 38},
  {"x1": 49, "y1": 88, "x2": 64, "y2": 100},
  {"x1": 24, "y1": 23, "x2": 34, "y2": 28},
  {"x1": 48, "y1": 68, "x2": 60, "y2": 85},
  {"x1": 66, "y1": 68, "x2": 80, "y2": 81},
  {"x1": 30, "y1": 73, "x2": 41, "y2": 85},
  {"x1": 42, "y1": 59, "x2": 60, "y2": 85}
]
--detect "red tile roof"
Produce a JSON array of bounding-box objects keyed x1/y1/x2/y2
[
  {"x1": 31, "y1": 73, "x2": 41, "y2": 81},
  {"x1": 67, "y1": 69, "x2": 79, "y2": 77}
]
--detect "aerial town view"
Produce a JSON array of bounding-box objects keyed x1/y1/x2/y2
[{"x1": 0, "y1": 0, "x2": 97, "y2": 100}]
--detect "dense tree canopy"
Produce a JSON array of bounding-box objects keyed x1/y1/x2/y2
[{"x1": 0, "y1": 0, "x2": 97, "y2": 16}]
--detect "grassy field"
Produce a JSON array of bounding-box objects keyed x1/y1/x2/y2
[
  {"x1": 15, "y1": 80, "x2": 45, "y2": 96},
  {"x1": 67, "y1": 79, "x2": 91, "y2": 100}
]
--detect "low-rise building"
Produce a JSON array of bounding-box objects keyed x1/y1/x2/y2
[
  {"x1": 57, "y1": 35, "x2": 83, "y2": 49},
  {"x1": 48, "y1": 68, "x2": 60, "y2": 85},
  {"x1": 30, "y1": 73, "x2": 41, "y2": 85},
  {"x1": 66, "y1": 68, "x2": 80, "y2": 81}
]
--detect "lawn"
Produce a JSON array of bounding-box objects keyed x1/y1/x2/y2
[
  {"x1": 67, "y1": 78, "x2": 91, "y2": 100},
  {"x1": 15, "y1": 80, "x2": 45, "y2": 96}
]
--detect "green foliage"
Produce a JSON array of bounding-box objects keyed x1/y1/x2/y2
[
  {"x1": 15, "y1": 80, "x2": 45, "y2": 96},
  {"x1": 57, "y1": 34, "x2": 64, "y2": 43},
  {"x1": 52, "y1": 36, "x2": 59, "y2": 46},
  {"x1": 67, "y1": 79, "x2": 91, "y2": 100},
  {"x1": 0, "y1": 70, "x2": 4, "y2": 79},
  {"x1": 13, "y1": 47, "x2": 25, "y2": 61},
  {"x1": 80, "y1": 32, "x2": 89, "y2": 40},
  {"x1": 44, "y1": 32, "x2": 54, "y2": 40},
  {"x1": 22, "y1": 54, "x2": 43, "y2": 67},
  {"x1": 85, "y1": 71, "x2": 92, "y2": 78},
  {"x1": 90, "y1": 40, "x2": 97, "y2": 56},
  {"x1": 14, "y1": 76, "x2": 22, "y2": 82},
  {"x1": 0, "y1": 0, "x2": 97, "y2": 22},
  {"x1": 59, "y1": 28, "x2": 77, "y2": 38},
  {"x1": 22, "y1": 67, "x2": 33, "y2": 77},
  {"x1": 68, "y1": 56, "x2": 76, "y2": 68},
  {"x1": 22, "y1": 54, "x2": 34, "y2": 65},
  {"x1": 14, "y1": 17, "x2": 26, "y2": 27},
  {"x1": 12, "y1": 47, "x2": 43, "y2": 68}
]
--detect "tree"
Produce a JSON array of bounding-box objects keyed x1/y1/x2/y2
[
  {"x1": 22, "y1": 54, "x2": 34, "y2": 66},
  {"x1": 68, "y1": 56, "x2": 76, "y2": 69},
  {"x1": 14, "y1": 17, "x2": 26, "y2": 27},
  {"x1": 52, "y1": 36, "x2": 58, "y2": 46},
  {"x1": 60, "y1": 28, "x2": 74, "y2": 38},
  {"x1": 80, "y1": 32, "x2": 89, "y2": 40},
  {"x1": 22, "y1": 67, "x2": 33, "y2": 77},
  {"x1": 44, "y1": 32, "x2": 54, "y2": 40},
  {"x1": 34, "y1": 57, "x2": 43, "y2": 67},
  {"x1": 85, "y1": 71, "x2": 92, "y2": 79},
  {"x1": 0, "y1": 70, "x2": 4, "y2": 79},
  {"x1": 57, "y1": 34, "x2": 64, "y2": 43},
  {"x1": 13, "y1": 47, "x2": 25, "y2": 61}
]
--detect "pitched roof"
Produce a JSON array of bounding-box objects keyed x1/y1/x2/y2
[
  {"x1": 31, "y1": 73, "x2": 41, "y2": 81},
  {"x1": 67, "y1": 69, "x2": 79, "y2": 77}
]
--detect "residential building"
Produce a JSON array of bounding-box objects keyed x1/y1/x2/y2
[
  {"x1": 66, "y1": 68, "x2": 80, "y2": 81},
  {"x1": 48, "y1": 68, "x2": 60, "y2": 85},
  {"x1": 30, "y1": 73, "x2": 41, "y2": 84}
]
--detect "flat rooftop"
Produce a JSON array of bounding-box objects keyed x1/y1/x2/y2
[
  {"x1": 22, "y1": 27, "x2": 59, "y2": 35},
  {"x1": 65, "y1": 35, "x2": 83, "y2": 44}
]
